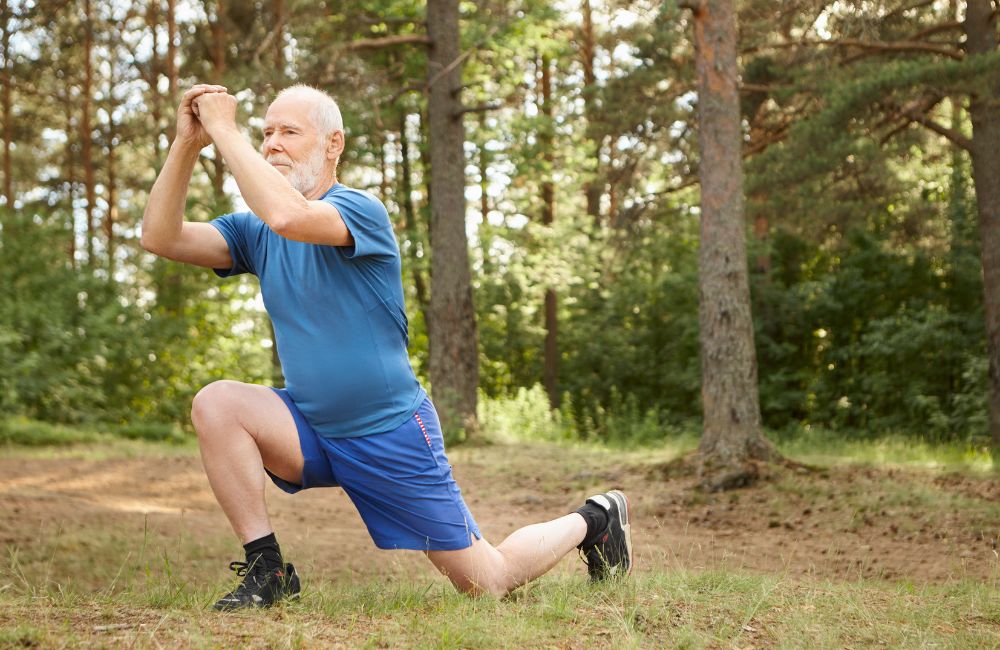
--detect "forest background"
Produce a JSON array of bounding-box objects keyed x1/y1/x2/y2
[{"x1": 1, "y1": 0, "x2": 996, "y2": 456}]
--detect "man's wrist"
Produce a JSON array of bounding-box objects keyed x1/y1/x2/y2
[
  {"x1": 170, "y1": 138, "x2": 205, "y2": 158},
  {"x1": 204, "y1": 122, "x2": 240, "y2": 143}
]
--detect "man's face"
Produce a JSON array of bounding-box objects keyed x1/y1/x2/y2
[{"x1": 262, "y1": 96, "x2": 329, "y2": 196}]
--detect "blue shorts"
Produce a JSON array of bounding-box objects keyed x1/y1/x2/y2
[{"x1": 267, "y1": 389, "x2": 482, "y2": 551}]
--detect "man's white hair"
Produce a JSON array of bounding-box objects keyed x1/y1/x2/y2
[{"x1": 274, "y1": 84, "x2": 344, "y2": 140}]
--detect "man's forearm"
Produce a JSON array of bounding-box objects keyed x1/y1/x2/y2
[
  {"x1": 208, "y1": 126, "x2": 310, "y2": 232},
  {"x1": 140, "y1": 141, "x2": 201, "y2": 251}
]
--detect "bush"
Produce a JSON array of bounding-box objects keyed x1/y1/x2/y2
[
  {"x1": 0, "y1": 418, "x2": 102, "y2": 446},
  {"x1": 110, "y1": 422, "x2": 188, "y2": 444},
  {"x1": 478, "y1": 385, "x2": 570, "y2": 443}
]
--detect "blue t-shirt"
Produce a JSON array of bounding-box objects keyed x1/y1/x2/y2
[{"x1": 210, "y1": 184, "x2": 426, "y2": 438}]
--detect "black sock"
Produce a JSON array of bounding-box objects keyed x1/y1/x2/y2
[
  {"x1": 575, "y1": 501, "x2": 609, "y2": 549},
  {"x1": 243, "y1": 532, "x2": 283, "y2": 571}
]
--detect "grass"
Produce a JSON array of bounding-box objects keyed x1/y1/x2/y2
[
  {"x1": 0, "y1": 417, "x2": 186, "y2": 448},
  {"x1": 772, "y1": 425, "x2": 995, "y2": 473},
  {"x1": 1, "y1": 418, "x2": 998, "y2": 647},
  {"x1": 1, "y1": 565, "x2": 997, "y2": 648}
]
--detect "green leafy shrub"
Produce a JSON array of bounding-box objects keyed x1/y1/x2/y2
[{"x1": 0, "y1": 418, "x2": 102, "y2": 446}]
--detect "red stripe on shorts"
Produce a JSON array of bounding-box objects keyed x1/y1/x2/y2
[{"x1": 414, "y1": 412, "x2": 433, "y2": 449}]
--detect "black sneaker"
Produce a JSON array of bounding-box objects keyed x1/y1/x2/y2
[
  {"x1": 212, "y1": 559, "x2": 301, "y2": 611},
  {"x1": 580, "y1": 490, "x2": 633, "y2": 581}
]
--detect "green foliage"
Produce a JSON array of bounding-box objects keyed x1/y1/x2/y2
[
  {"x1": 0, "y1": 417, "x2": 102, "y2": 446},
  {"x1": 0, "y1": 209, "x2": 134, "y2": 423},
  {"x1": 3, "y1": 0, "x2": 995, "y2": 451},
  {"x1": 478, "y1": 385, "x2": 570, "y2": 443},
  {"x1": 0, "y1": 206, "x2": 271, "y2": 434}
]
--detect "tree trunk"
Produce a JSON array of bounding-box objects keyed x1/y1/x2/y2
[
  {"x1": 377, "y1": 131, "x2": 388, "y2": 202},
  {"x1": 478, "y1": 112, "x2": 489, "y2": 221},
  {"x1": 399, "y1": 113, "x2": 430, "y2": 323},
  {"x1": 580, "y1": 0, "x2": 602, "y2": 220},
  {"x1": 147, "y1": 0, "x2": 163, "y2": 161},
  {"x1": 165, "y1": 0, "x2": 178, "y2": 143},
  {"x1": 539, "y1": 54, "x2": 559, "y2": 408},
  {"x1": 1, "y1": 0, "x2": 12, "y2": 208},
  {"x1": 268, "y1": 317, "x2": 283, "y2": 386},
  {"x1": 690, "y1": 0, "x2": 777, "y2": 490},
  {"x1": 963, "y1": 0, "x2": 1000, "y2": 461},
  {"x1": 63, "y1": 87, "x2": 76, "y2": 264},
  {"x1": 106, "y1": 112, "x2": 117, "y2": 274},
  {"x1": 208, "y1": 0, "x2": 227, "y2": 202},
  {"x1": 272, "y1": 0, "x2": 284, "y2": 71},
  {"x1": 426, "y1": 0, "x2": 479, "y2": 439},
  {"x1": 82, "y1": 0, "x2": 96, "y2": 267}
]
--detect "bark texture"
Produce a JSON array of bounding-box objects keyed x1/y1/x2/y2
[
  {"x1": 580, "y1": 0, "x2": 602, "y2": 220},
  {"x1": 105, "y1": 114, "x2": 117, "y2": 274},
  {"x1": 1, "y1": 0, "x2": 12, "y2": 207},
  {"x1": 963, "y1": 0, "x2": 1000, "y2": 459},
  {"x1": 82, "y1": 0, "x2": 96, "y2": 266},
  {"x1": 398, "y1": 114, "x2": 429, "y2": 323},
  {"x1": 540, "y1": 54, "x2": 559, "y2": 407},
  {"x1": 691, "y1": 0, "x2": 776, "y2": 488},
  {"x1": 165, "y1": 0, "x2": 178, "y2": 143},
  {"x1": 426, "y1": 0, "x2": 479, "y2": 437},
  {"x1": 208, "y1": 0, "x2": 227, "y2": 202}
]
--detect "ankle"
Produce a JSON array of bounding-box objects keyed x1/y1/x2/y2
[
  {"x1": 243, "y1": 532, "x2": 283, "y2": 571},
  {"x1": 574, "y1": 502, "x2": 609, "y2": 549}
]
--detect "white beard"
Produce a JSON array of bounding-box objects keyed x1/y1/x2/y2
[{"x1": 269, "y1": 144, "x2": 328, "y2": 196}]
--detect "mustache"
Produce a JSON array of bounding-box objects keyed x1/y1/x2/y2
[{"x1": 267, "y1": 155, "x2": 293, "y2": 166}]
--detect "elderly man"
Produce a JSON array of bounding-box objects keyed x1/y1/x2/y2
[{"x1": 140, "y1": 83, "x2": 632, "y2": 610}]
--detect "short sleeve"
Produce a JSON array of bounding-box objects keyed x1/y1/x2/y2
[
  {"x1": 324, "y1": 189, "x2": 397, "y2": 260},
  {"x1": 209, "y1": 212, "x2": 260, "y2": 277}
]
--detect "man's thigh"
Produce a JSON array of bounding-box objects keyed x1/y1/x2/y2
[{"x1": 198, "y1": 380, "x2": 305, "y2": 485}]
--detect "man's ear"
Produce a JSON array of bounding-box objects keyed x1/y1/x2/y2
[{"x1": 327, "y1": 130, "x2": 345, "y2": 160}]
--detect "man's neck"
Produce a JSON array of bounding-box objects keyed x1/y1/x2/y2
[{"x1": 304, "y1": 173, "x2": 339, "y2": 200}]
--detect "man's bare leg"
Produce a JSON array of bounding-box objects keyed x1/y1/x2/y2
[
  {"x1": 427, "y1": 514, "x2": 588, "y2": 597},
  {"x1": 190, "y1": 380, "x2": 305, "y2": 543}
]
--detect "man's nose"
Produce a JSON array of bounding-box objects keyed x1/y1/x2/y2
[{"x1": 264, "y1": 137, "x2": 284, "y2": 154}]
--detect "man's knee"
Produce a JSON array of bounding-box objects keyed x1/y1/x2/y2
[
  {"x1": 450, "y1": 575, "x2": 508, "y2": 599},
  {"x1": 428, "y1": 546, "x2": 511, "y2": 598},
  {"x1": 191, "y1": 380, "x2": 244, "y2": 430}
]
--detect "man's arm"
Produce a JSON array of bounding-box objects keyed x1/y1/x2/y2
[
  {"x1": 140, "y1": 85, "x2": 233, "y2": 269},
  {"x1": 194, "y1": 93, "x2": 353, "y2": 247}
]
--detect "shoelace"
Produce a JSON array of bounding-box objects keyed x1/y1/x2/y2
[
  {"x1": 228, "y1": 559, "x2": 266, "y2": 578},
  {"x1": 229, "y1": 560, "x2": 249, "y2": 576}
]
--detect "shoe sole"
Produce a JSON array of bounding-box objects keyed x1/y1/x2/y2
[{"x1": 607, "y1": 490, "x2": 632, "y2": 576}]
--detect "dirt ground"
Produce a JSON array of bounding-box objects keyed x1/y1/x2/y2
[{"x1": 1, "y1": 442, "x2": 998, "y2": 589}]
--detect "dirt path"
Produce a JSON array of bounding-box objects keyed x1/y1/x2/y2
[{"x1": 1, "y1": 443, "x2": 997, "y2": 589}]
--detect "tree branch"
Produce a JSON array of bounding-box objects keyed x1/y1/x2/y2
[
  {"x1": 388, "y1": 82, "x2": 425, "y2": 105},
  {"x1": 743, "y1": 37, "x2": 963, "y2": 60},
  {"x1": 252, "y1": 13, "x2": 289, "y2": 65},
  {"x1": 357, "y1": 16, "x2": 425, "y2": 26},
  {"x1": 908, "y1": 20, "x2": 962, "y2": 41},
  {"x1": 452, "y1": 101, "x2": 502, "y2": 118},
  {"x1": 427, "y1": 25, "x2": 500, "y2": 91},
  {"x1": 902, "y1": 110, "x2": 972, "y2": 150},
  {"x1": 882, "y1": 0, "x2": 936, "y2": 21},
  {"x1": 346, "y1": 34, "x2": 431, "y2": 50}
]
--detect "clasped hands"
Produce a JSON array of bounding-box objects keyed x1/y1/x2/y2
[{"x1": 176, "y1": 84, "x2": 239, "y2": 150}]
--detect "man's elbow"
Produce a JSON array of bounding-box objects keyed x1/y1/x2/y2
[
  {"x1": 139, "y1": 231, "x2": 156, "y2": 253},
  {"x1": 268, "y1": 216, "x2": 292, "y2": 238},
  {"x1": 139, "y1": 229, "x2": 166, "y2": 256}
]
